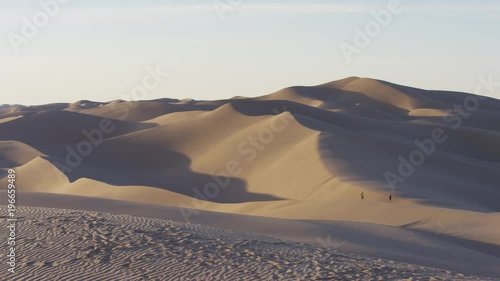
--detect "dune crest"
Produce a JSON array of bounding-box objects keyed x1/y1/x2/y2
[
  {"x1": 1, "y1": 77, "x2": 499, "y2": 211},
  {"x1": 1, "y1": 77, "x2": 500, "y2": 277}
]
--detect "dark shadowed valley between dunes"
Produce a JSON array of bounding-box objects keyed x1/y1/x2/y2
[{"x1": 1, "y1": 77, "x2": 500, "y2": 280}]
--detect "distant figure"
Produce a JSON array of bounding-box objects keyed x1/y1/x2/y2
[
  {"x1": 389, "y1": 194, "x2": 392, "y2": 203},
  {"x1": 360, "y1": 192, "x2": 364, "y2": 200}
]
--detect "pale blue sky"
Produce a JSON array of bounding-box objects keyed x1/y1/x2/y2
[{"x1": 1, "y1": 0, "x2": 499, "y2": 105}]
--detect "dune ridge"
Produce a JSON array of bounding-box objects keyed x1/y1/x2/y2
[{"x1": 1, "y1": 77, "x2": 499, "y2": 277}]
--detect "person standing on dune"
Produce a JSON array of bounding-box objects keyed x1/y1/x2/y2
[
  {"x1": 360, "y1": 192, "x2": 364, "y2": 200},
  {"x1": 389, "y1": 194, "x2": 392, "y2": 203}
]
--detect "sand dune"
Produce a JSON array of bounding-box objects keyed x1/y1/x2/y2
[
  {"x1": 0, "y1": 111, "x2": 155, "y2": 145},
  {"x1": 0, "y1": 205, "x2": 497, "y2": 280},
  {"x1": 72, "y1": 99, "x2": 225, "y2": 122},
  {"x1": 1, "y1": 77, "x2": 499, "y2": 278},
  {"x1": 0, "y1": 141, "x2": 45, "y2": 167}
]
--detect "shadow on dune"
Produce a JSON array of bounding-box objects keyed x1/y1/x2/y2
[
  {"x1": 40, "y1": 141, "x2": 283, "y2": 204},
  {"x1": 0, "y1": 159, "x2": 16, "y2": 169},
  {"x1": 378, "y1": 80, "x2": 500, "y2": 111},
  {"x1": 278, "y1": 85, "x2": 409, "y2": 117},
  {"x1": 0, "y1": 111, "x2": 157, "y2": 145},
  {"x1": 5, "y1": 84, "x2": 500, "y2": 211},
  {"x1": 230, "y1": 97, "x2": 500, "y2": 212},
  {"x1": 315, "y1": 120, "x2": 500, "y2": 212},
  {"x1": 400, "y1": 218, "x2": 500, "y2": 261},
  {"x1": 0, "y1": 169, "x2": 7, "y2": 182},
  {"x1": 81, "y1": 100, "x2": 227, "y2": 122}
]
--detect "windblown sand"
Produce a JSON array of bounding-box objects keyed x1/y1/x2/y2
[{"x1": 0, "y1": 206, "x2": 495, "y2": 281}]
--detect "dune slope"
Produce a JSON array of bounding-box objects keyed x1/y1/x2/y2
[{"x1": 1, "y1": 77, "x2": 499, "y2": 277}]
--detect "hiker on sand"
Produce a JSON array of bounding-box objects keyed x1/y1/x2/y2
[
  {"x1": 360, "y1": 192, "x2": 364, "y2": 200},
  {"x1": 389, "y1": 194, "x2": 392, "y2": 203}
]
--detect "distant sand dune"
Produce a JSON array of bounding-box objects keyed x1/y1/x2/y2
[
  {"x1": 1, "y1": 77, "x2": 499, "y2": 277},
  {"x1": 1, "y1": 77, "x2": 499, "y2": 208},
  {"x1": 1, "y1": 77, "x2": 499, "y2": 210}
]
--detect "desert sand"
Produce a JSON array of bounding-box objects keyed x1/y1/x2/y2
[
  {"x1": 1, "y1": 77, "x2": 499, "y2": 280},
  {"x1": 1, "y1": 205, "x2": 496, "y2": 280}
]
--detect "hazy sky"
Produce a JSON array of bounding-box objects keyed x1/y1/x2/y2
[{"x1": 1, "y1": 0, "x2": 499, "y2": 105}]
